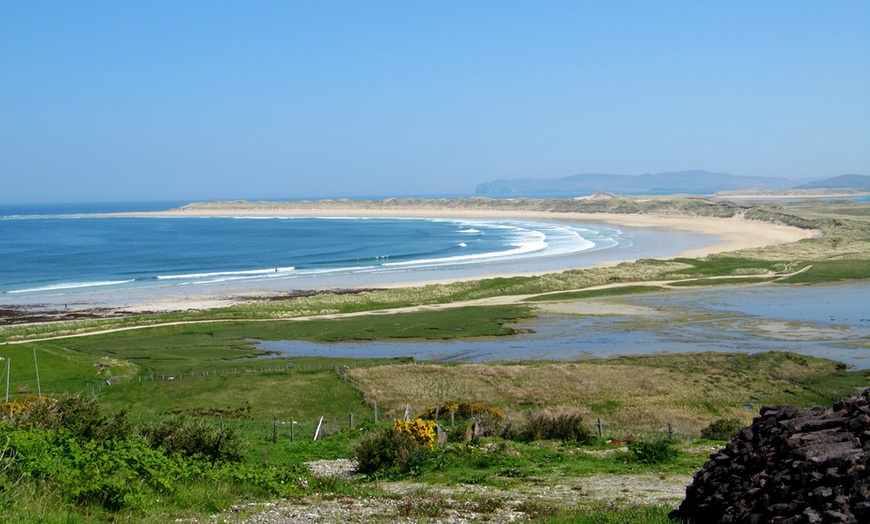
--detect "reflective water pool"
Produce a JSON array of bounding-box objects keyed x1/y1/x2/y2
[{"x1": 256, "y1": 282, "x2": 870, "y2": 368}]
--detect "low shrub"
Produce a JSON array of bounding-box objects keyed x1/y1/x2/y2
[
  {"x1": 420, "y1": 402, "x2": 504, "y2": 422},
  {"x1": 0, "y1": 394, "x2": 140, "y2": 443},
  {"x1": 354, "y1": 427, "x2": 421, "y2": 475},
  {"x1": 627, "y1": 438, "x2": 679, "y2": 464},
  {"x1": 142, "y1": 416, "x2": 244, "y2": 464},
  {"x1": 354, "y1": 427, "x2": 434, "y2": 475},
  {"x1": 1, "y1": 425, "x2": 187, "y2": 512},
  {"x1": 65, "y1": 438, "x2": 187, "y2": 511},
  {"x1": 700, "y1": 418, "x2": 742, "y2": 440},
  {"x1": 519, "y1": 409, "x2": 595, "y2": 444},
  {"x1": 210, "y1": 463, "x2": 309, "y2": 497},
  {"x1": 0, "y1": 394, "x2": 261, "y2": 516}
]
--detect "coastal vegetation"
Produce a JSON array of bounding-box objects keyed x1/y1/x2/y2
[{"x1": 1, "y1": 197, "x2": 869, "y2": 522}]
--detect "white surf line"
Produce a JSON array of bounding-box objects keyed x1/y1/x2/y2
[{"x1": 0, "y1": 266, "x2": 813, "y2": 346}]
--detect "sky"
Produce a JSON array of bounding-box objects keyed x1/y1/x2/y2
[{"x1": 1, "y1": 1, "x2": 869, "y2": 204}]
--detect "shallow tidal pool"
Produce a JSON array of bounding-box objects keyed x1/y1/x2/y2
[{"x1": 256, "y1": 281, "x2": 870, "y2": 368}]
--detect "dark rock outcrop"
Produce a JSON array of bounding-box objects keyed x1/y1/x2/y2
[{"x1": 672, "y1": 389, "x2": 870, "y2": 523}]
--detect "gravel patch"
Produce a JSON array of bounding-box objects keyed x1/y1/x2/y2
[{"x1": 189, "y1": 460, "x2": 692, "y2": 523}]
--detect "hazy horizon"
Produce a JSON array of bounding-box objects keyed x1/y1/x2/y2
[{"x1": 2, "y1": 2, "x2": 868, "y2": 205}]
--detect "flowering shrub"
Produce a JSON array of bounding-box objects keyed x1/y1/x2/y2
[
  {"x1": 420, "y1": 402, "x2": 504, "y2": 422},
  {"x1": 392, "y1": 419, "x2": 437, "y2": 450},
  {"x1": 0, "y1": 395, "x2": 56, "y2": 421}
]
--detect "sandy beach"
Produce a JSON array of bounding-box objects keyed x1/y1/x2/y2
[
  {"x1": 5, "y1": 203, "x2": 818, "y2": 317},
  {"x1": 136, "y1": 204, "x2": 817, "y2": 258}
]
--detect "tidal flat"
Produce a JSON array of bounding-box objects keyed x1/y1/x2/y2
[{"x1": 255, "y1": 281, "x2": 870, "y2": 368}]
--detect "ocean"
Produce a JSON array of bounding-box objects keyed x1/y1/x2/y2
[{"x1": 0, "y1": 202, "x2": 657, "y2": 300}]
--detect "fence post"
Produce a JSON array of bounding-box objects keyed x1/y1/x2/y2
[
  {"x1": 597, "y1": 418, "x2": 603, "y2": 439},
  {"x1": 403, "y1": 404, "x2": 411, "y2": 421},
  {"x1": 33, "y1": 348, "x2": 41, "y2": 397},
  {"x1": 273, "y1": 417, "x2": 278, "y2": 444},
  {"x1": 373, "y1": 402, "x2": 378, "y2": 424},
  {"x1": 290, "y1": 418, "x2": 295, "y2": 442},
  {"x1": 349, "y1": 413, "x2": 354, "y2": 429},
  {"x1": 314, "y1": 416, "x2": 324, "y2": 441}
]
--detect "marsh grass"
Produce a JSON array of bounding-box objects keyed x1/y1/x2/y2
[
  {"x1": 775, "y1": 259, "x2": 870, "y2": 282},
  {"x1": 347, "y1": 352, "x2": 864, "y2": 435}
]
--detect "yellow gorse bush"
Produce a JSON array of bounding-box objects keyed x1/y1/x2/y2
[
  {"x1": 0, "y1": 395, "x2": 55, "y2": 418},
  {"x1": 420, "y1": 401, "x2": 504, "y2": 421},
  {"x1": 392, "y1": 419, "x2": 437, "y2": 450}
]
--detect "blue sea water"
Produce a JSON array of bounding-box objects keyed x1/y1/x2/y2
[{"x1": 0, "y1": 202, "x2": 633, "y2": 298}]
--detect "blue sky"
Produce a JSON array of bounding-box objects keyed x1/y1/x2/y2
[{"x1": 2, "y1": 1, "x2": 868, "y2": 204}]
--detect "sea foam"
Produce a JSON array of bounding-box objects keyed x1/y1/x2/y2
[{"x1": 156, "y1": 267, "x2": 295, "y2": 280}]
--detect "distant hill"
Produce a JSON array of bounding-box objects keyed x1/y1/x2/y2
[
  {"x1": 792, "y1": 174, "x2": 870, "y2": 191},
  {"x1": 474, "y1": 170, "x2": 795, "y2": 196}
]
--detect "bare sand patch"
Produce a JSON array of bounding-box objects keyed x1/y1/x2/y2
[
  {"x1": 535, "y1": 300, "x2": 665, "y2": 317},
  {"x1": 755, "y1": 321, "x2": 851, "y2": 341}
]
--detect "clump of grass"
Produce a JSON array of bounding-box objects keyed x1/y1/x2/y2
[
  {"x1": 515, "y1": 499, "x2": 562, "y2": 520},
  {"x1": 393, "y1": 491, "x2": 449, "y2": 518},
  {"x1": 517, "y1": 408, "x2": 595, "y2": 444},
  {"x1": 700, "y1": 418, "x2": 742, "y2": 441},
  {"x1": 626, "y1": 438, "x2": 680, "y2": 464}
]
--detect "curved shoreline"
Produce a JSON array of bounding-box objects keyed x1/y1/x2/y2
[
  {"x1": 124, "y1": 205, "x2": 818, "y2": 259},
  {"x1": 11, "y1": 203, "x2": 818, "y2": 313}
]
